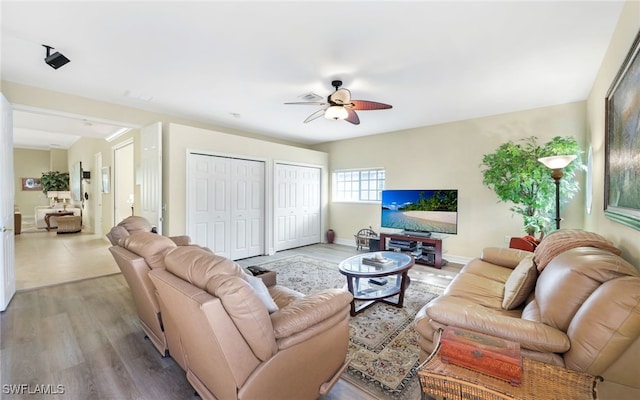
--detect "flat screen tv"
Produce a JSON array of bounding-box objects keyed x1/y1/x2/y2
[{"x1": 381, "y1": 189, "x2": 458, "y2": 235}]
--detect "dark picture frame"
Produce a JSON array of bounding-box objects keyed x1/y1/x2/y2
[
  {"x1": 604, "y1": 30, "x2": 640, "y2": 231},
  {"x1": 21, "y1": 177, "x2": 42, "y2": 191}
]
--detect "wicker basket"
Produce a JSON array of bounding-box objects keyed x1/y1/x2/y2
[{"x1": 418, "y1": 332, "x2": 602, "y2": 400}]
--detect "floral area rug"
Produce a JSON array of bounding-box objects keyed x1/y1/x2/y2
[{"x1": 255, "y1": 255, "x2": 445, "y2": 399}]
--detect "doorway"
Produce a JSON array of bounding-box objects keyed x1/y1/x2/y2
[
  {"x1": 9, "y1": 107, "x2": 135, "y2": 293},
  {"x1": 113, "y1": 139, "x2": 135, "y2": 226}
]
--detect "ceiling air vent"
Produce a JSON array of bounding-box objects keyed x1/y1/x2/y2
[{"x1": 299, "y1": 92, "x2": 323, "y2": 102}]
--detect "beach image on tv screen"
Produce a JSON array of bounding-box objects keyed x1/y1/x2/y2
[{"x1": 381, "y1": 190, "x2": 457, "y2": 234}]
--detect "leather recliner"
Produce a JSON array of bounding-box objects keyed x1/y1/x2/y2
[
  {"x1": 108, "y1": 229, "x2": 188, "y2": 368},
  {"x1": 148, "y1": 245, "x2": 354, "y2": 400},
  {"x1": 106, "y1": 215, "x2": 192, "y2": 246},
  {"x1": 415, "y1": 229, "x2": 640, "y2": 400},
  {"x1": 107, "y1": 216, "x2": 204, "y2": 368}
]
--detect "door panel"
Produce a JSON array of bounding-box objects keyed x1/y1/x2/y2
[
  {"x1": 274, "y1": 163, "x2": 321, "y2": 251},
  {"x1": 187, "y1": 154, "x2": 264, "y2": 260},
  {"x1": 140, "y1": 122, "x2": 162, "y2": 233},
  {"x1": 0, "y1": 93, "x2": 15, "y2": 311},
  {"x1": 230, "y1": 160, "x2": 264, "y2": 259}
]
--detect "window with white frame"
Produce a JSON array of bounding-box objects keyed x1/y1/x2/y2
[{"x1": 332, "y1": 168, "x2": 385, "y2": 202}]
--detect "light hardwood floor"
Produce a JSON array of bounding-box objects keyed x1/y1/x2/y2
[
  {"x1": 14, "y1": 227, "x2": 120, "y2": 291},
  {"x1": 3, "y1": 232, "x2": 460, "y2": 399}
]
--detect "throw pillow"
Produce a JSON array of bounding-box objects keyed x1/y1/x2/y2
[
  {"x1": 502, "y1": 257, "x2": 537, "y2": 310},
  {"x1": 245, "y1": 274, "x2": 279, "y2": 313}
]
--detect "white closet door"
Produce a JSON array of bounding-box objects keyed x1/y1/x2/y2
[
  {"x1": 140, "y1": 122, "x2": 163, "y2": 233},
  {"x1": 298, "y1": 166, "x2": 321, "y2": 245},
  {"x1": 187, "y1": 154, "x2": 264, "y2": 260},
  {"x1": 230, "y1": 159, "x2": 264, "y2": 260},
  {"x1": 274, "y1": 163, "x2": 321, "y2": 251},
  {"x1": 188, "y1": 154, "x2": 230, "y2": 256}
]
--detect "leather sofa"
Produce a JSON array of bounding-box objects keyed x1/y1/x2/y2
[
  {"x1": 414, "y1": 229, "x2": 640, "y2": 399},
  {"x1": 148, "y1": 244, "x2": 353, "y2": 400}
]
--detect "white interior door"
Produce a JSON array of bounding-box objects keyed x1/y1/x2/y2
[
  {"x1": 188, "y1": 154, "x2": 231, "y2": 255},
  {"x1": 113, "y1": 140, "x2": 134, "y2": 225},
  {"x1": 187, "y1": 153, "x2": 264, "y2": 259},
  {"x1": 94, "y1": 152, "x2": 103, "y2": 237},
  {"x1": 230, "y1": 159, "x2": 264, "y2": 260},
  {"x1": 274, "y1": 163, "x2": 321, "y2": 251},
  {"x1": 140, "y1": 122, "x2": 162, "y2": 233},
  {"x1": 0, "y1": 93, "x2": 16, "y2": 311}
]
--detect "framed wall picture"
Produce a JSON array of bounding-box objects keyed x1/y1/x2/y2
[
  {"x1": 102, "y1": 166, "x2": 110, "y2": 194},
  {"x1": 21, "y1": 177, "x2": 42, "y2": 191},
  {"x1": 604, "y1": 30, "x2": 640, "y2": 231}
]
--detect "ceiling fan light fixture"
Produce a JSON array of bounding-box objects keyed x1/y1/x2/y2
[{"x1": 325, "y1": 106, "x2": 348, "y2": 120}]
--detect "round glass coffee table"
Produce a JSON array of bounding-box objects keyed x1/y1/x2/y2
[{"x1": 338, "y1": 251, "x2": 414, "y2": 316}]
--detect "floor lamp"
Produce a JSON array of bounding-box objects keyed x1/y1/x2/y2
[{"x1": 538, "y1": 155, "x2": 577, "y2": 229}]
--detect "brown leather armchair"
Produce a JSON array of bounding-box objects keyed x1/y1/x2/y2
[{"x1": 148, "y1": 245, "x2": 353, "y2": 400}]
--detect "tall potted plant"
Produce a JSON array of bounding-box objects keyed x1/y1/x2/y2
[
  {"x1": 40, "y1": 171, "x2": 70, "y2": 204},
  {"x1": 480, "y1": 136, "x2": 583, "y2": 239}
]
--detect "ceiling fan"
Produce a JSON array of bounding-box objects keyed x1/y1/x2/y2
[{"x1": 285, "y1": 80, "x2": 392, "y2": 125}]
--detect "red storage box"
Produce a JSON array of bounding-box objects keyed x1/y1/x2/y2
[{"x1": 440, "y1": 327, "x2": 523, "y2": 386}]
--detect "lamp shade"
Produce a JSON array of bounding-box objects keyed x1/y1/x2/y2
[
  {"x1": 324, "y1": 106, "x2": 348, "y2": 120},
  {"x1": 538, "y1": 155, "x2": 577, "y2": 169},
  {"x1": 57, "y1": 191, "x2": 71, "y2": 200}
]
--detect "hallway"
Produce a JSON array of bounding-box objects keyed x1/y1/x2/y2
[{"x1": 14, "y1": 225, "x2": 119, "y2": 291}]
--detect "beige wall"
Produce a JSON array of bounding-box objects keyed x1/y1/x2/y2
[
  {"x1": 585, "y1": 0, "x2": 640, "y2": 267},
  {"x1": 49, "y1": 148, "x2": 68, "y2": 172},
  {"x1": 165, "y1": 123, "x2": 329, "y2": 254},
  {"x1": 66, "y1": 130, "x2": 138, "y2": 236},
  {"x1": 13, "y1": 148, "x2": 51, "y2": 217},
  {"x1": 313, "y1": 102, "x2": 587, "y2": 260}
]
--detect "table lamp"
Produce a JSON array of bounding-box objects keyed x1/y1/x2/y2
[
  {"x1": 57, "y1": 191, "x2": 72, "y2": 210},
  {"x1": 47, "y1": 191, "x2": 58, "y2": 208}
]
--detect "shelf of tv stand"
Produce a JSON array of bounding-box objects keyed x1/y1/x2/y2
[{"x1": 379, "y1": 233, "x2": 443, "y2": 269}]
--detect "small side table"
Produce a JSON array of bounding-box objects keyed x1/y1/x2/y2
[{"x1": 418, "y1": 339, "x2": 602, "y2": 400}]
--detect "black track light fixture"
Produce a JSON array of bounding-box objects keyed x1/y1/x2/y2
[{"x1": 42, "y1": 45, "x2": 70, "y2": 69}]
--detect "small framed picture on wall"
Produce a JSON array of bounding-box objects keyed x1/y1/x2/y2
[{"x1": 21, "y1": 178, "x2": 42, "y2": 191}]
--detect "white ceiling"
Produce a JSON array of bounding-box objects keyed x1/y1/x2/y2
[{"x1": 1, "y1": 1, "x2": 626, "y2": 149}]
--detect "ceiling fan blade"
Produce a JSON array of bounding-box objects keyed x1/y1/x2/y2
[
  {"x1": 350, "y1": 100, "x2": 393, "y2": 110},
  {"x1": 345, "y1": 109, "x2": 360, "y2": 125},
  {"x1": 329, "y1": 88, "x2": 351, "y2": 105},
  {"x1": 285, "y1": 101, "x2": 327, "y2": 106},
  {"x1": 303, "y1": 108, "x2": 327, "y2": 123}
]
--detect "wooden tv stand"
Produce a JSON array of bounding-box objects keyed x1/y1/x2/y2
[{"x1": 379, "y1": 233, "x2": 443, "y2": 269}]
